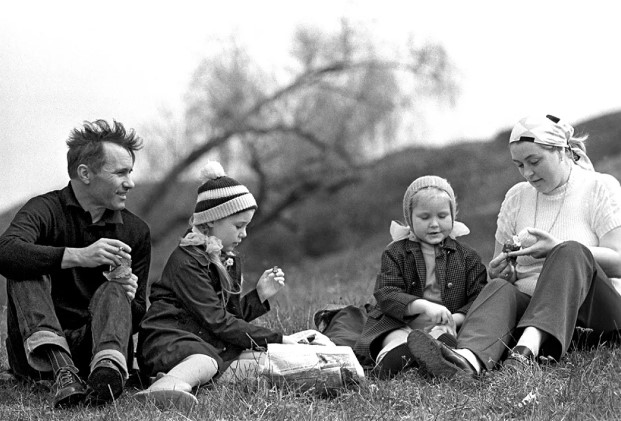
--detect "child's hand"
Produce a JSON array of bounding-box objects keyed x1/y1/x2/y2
[
  {"x1": 428, "y1": 323, "x2": 457, "y2": 339},
  {"x1": 423, "y1": 302, "x2": 454, "y2": 326},
  {"x1": 256, "y1": 266, "x2": 286, "y2": 302},
  {"x1": 283, "y1": 330, "x2": 335, "y2": 346},
  {"x1": 281, "y1": 335, "x2": 299, "y2": 344}
]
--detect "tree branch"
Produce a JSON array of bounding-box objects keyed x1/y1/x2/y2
[
  {"x1": 139, "y1": 58, "x2": 440, "y2": 220},
  {"x1": 251, "y1": 172, "x2": 360, "y2": 230},
  {"x1": 246, "y1": 140, "x2": 267, "y2": 207},
  {"x1": 138, "y1": 121, "x2": 355, "y2": 218}
]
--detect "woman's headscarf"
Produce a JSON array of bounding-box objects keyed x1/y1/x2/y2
[{"x1": 509, "y1": 114, "x2": 594, "y2": 171}]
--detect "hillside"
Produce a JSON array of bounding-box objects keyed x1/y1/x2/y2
[{"x1": 0, "y1": 110, "x2": 620, "y2": 304}]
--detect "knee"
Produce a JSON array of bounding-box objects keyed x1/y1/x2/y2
[
  {"x1": 549, "y1": 241, "x2": 592, "y2": 261},
  {"x1": 95, "y1": 280, "x2": 126, "y2": 297},
  {"x1": 481, "y1": 278, "x2": 520, "y2": 301},
  {"x1": 91, "y1": 281, "x2": 131, "y2": 310},
  {"x1": 487, "y1": 278, "x2": 516, "y2": 292}
]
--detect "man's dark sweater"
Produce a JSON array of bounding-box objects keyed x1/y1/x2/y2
[{"x1": 0, "y1": 183, "x2": 151, "y2": 332}]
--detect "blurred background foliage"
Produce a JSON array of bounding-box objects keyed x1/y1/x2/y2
[{"x1": 1, "y1": 22, "x2": 620, "y2": 305}]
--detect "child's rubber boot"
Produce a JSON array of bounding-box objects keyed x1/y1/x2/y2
[{"x1": 134, "y1": 374, "x2": 198, "y2": 412}]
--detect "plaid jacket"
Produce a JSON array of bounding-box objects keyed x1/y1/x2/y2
[{"x1": 353, "y1": 237, "x2": 487, "y2": 361}]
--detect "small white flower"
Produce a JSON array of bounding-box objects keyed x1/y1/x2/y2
[
  {"x1": 517, "y1": 391, "x2": 538, "y2": 408},
  {"x1": 224, "y1": 257, "x2": 234, "y2": 268}
]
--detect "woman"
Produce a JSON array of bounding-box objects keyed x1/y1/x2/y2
[{"x1": 406, "y1": 114, "x2": 621, "y2": 378}]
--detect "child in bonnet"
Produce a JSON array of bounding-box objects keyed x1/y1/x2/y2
[{"x1": 353, "y1": 175, "x2": 487, "y2": 378}]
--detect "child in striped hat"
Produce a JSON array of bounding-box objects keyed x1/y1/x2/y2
[{"x1": 135, "y1": 161, "x2": 356, "y2": 410}]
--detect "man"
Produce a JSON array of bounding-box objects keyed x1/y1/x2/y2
[{"x1": 0, "y1": 120, "x2": 151, "y2": 408}]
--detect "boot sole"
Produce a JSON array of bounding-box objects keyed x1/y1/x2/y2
[
  {"x1": 407, "y1": 329, "x2": 461, "y2": 379},
  {"x1": 88, "y1": 366, "x2": 124, "y2": 404},
  {"x1": 54, "y1": 388, "x2": 87, "y2": 408},
  {"x1": 134, "y1": 389, "x2": 198, "y2": 412}
]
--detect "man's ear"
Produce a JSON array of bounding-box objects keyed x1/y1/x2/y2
[{"x1": 76, "y1": 164, "x2": 91, "y2": 184}]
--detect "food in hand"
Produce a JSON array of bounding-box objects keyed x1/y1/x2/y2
[
  {"x1": 502, "y1": 229, "x2": 537, "y2": 265},
  {"x1": 108, "y1": 257, "x2": 132, "y2": 279},
  {"x1": 502, "y1": 240, "x2": 521, "y2": 265},
  {"x1": 515, "y1": 228, "x2": 537, "y2": 248},
  {"x1": 271, "y1": 266, "x2": 284, "y2": 285}
]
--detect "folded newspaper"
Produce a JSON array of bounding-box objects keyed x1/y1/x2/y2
[{"x1": 259, "y1": 330, "x2": 365, "y2": 394}]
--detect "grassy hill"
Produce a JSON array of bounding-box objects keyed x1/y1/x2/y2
[{"x1": 0, "y1": 110, "x2": 619, "y2": 304}]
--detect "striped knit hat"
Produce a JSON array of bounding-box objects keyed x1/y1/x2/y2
[{"x1": 192, "y1": 161, "x2": 257, "y2": 225}]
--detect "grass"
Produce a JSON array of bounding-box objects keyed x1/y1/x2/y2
[{"x1": 1, "y1": 247, "x2": 621, "y2": 420}]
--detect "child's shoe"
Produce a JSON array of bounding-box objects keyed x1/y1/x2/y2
[
  {"x1": 371, "y1": 343, "x2": 416, "y2": 379},
  {"x1": 134, "y1": 374, "x2": 198, "y2": 412}
]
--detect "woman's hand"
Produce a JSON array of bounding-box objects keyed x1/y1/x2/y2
[
  {"x1": 509, "y1": 228, "x2": 561, "y2": 259},
  {"x1": 256, "y1": 266, "x2": 286, "y2": 302},
  {"x1": 489, "y1": 252, "x2": 516, "y2": 282}
]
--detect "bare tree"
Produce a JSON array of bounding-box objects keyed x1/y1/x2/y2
[{"x1": 139, "y1": 22, "x2": 456, "y2": 246}]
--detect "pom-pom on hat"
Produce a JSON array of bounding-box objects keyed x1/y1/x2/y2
[{"x1": 192, "y1": 161, "x2": 257, "y2": 225}]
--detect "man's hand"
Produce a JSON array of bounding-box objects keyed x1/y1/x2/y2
[
  {"x1": 108, "y1": 273, "x2": 138, "y2": 300},
  {"x1": 62, "y1": 238, "x2": 132, "y2": 269}
]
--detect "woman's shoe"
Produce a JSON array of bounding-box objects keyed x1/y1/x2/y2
[
  {"x1": 503, "y1": 345, "x2": 535, "y2": 371},
  {"x1": 371, "y1": 343, "x2": 416, "y2": 380}
]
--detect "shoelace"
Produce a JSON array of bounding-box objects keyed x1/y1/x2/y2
[{"x1": 57, "y1": 369, "x2": 78, "y2": 388}]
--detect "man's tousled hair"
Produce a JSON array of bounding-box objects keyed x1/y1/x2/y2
[{"x1": 66, "y1": 119, "x2": 143, "y2": 178}]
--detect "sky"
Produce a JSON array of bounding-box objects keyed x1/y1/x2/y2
[{"x1": 1, "y1": 0, "x2": 620, "y2": 212}]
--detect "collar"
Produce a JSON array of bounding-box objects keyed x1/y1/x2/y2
[
  {"x1": 404, "y1": 236, "x2": 457, "y2": 254},
  {"x1": 61, "y1": 183, "x2": 124, "y2": 226},
  {"x1": 180, "y1": 245, "x2": 211, "y2": 266},
  {"x1": 179, "y1": 244, "x2": 236, "y2": 269}
]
